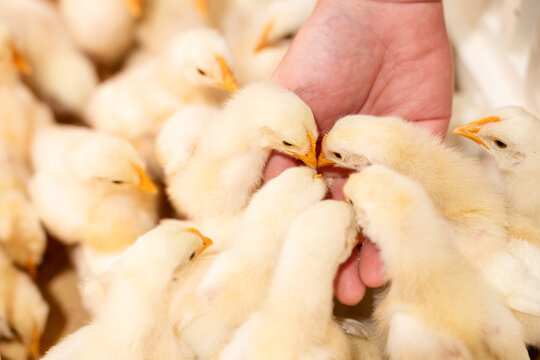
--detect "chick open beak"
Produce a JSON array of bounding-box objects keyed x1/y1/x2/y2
[
  {"x1": 254, "y1": 21, "x2": 274, "y2": 52},
  {"x1": 28, "y1": 324, "x2": 40, "y2": 360},
  {"x1": 132, "y1": 165, "x2": 158, "y2": 194},
  {"x1": 452, "y1": 116, "x2": 500, "y2": 149},
  {"x1": 9, "y1": 43, "x2": 31, "y2": 75},
  {"x1": 194, "y1": 0, "x2": 209, "y2": 18},
  {"x1": 317, "y1": 134, "x2": 336, "y2": 167},
  {"x1": 26, "y1": 257, "x2": 37, "y2": 279},
  {"x1": 186, "y1": 227, "x2": 213, "y2": 254},
  {"x1": 215, "y1": 55, "x2": 239, "y2": 93},
  {"x1": 124, "y1": 0, "x2": 142, "y2": 18},
  {"x1": 289, "y1": 132, "x2": 317, "y2": 169}
]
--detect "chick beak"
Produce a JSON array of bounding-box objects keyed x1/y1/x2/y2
[
  {"x1": 186, "y1": 228, "x2": 213, "y2": 254},
  {"x1": 313, "y1": 173, "x2": 323, "y2": 179},
  {"x1": 132, "y1": 165, "x2": 158, "y2": 194},
  {"x1": 9, "y1": 43, "x2": 31, "y2": 75},
  {"x1": 194, "y1": 0, "x2": 209, "y2": 18},
  {"x1": 28, "y1": 324, "x2": 40, "y2": 360},
  {"x1": 124, "y1": 0, "x2": 142, "y2": 18},
  {"x1": 317, "y1": 134, "x2": 336, "y2": 167},
  {"x1": 215, "y1": 55, "x2": 239, "y2": 93},
  {"x1": 452, "y1": 116, "x2": 501, "y2": 150},
  {"x1": 26, "y1": 257, "x2": 37, "y2": 279},
  {"x1": 254, "y1": 21, "x2": 274, "y2": 52},
  {"x1": 290, "y1": 132, "x2": 317, "y2": 169}
]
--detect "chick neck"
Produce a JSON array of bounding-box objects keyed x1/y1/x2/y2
[{"x1": 500, "y1": 165, "x2": 540, "y2": 222}]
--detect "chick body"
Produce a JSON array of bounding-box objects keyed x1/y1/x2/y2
[{"x1": 344, "y1": 165, "x2": 528, "y2": 360}]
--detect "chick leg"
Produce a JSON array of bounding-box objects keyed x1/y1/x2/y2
[{"x1": 386, "y1": 312, "x2": 472, "y2": 360}]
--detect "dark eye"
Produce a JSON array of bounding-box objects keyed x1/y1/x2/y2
[
  {"x1": 282, "y1": 141, "x2": 293, "y2": 146},
  {"x1": 333, "y1": 152, "x2": 342, "y2": 159},
  {"x1": 282, "y1": 32, "x2": 295, "y2": 41},
  {"x1": 112, "y1": 180, "x2": 124, "y2": 185},
  {"x1": 189, "y1": 252, "x2": 196, "y2": 260},
  {"x1": 494, "y1": 139, "x2": 507, "y2": 149},
  {"x1": 197, "y1": 68, "x2": 207, "y2": 76}
]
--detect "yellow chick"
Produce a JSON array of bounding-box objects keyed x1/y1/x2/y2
[
  {"x1": 172, "y1": 166, "x2": 327, "y2": 359},
  {"x1": 157, "y1": 82, "x2": 318, "y2": 220},
  {"x1": 0, "y1": 0, "x2": 98, "y2": 114},
  {"x1": 137, "y1": 0, "x2": 210, "y2": 53},
  {"x1": 29, "y1": 125, "x2": 158, "y2": 285},
  {"x1": 58, "y1": 0, "x2": 141, "y2": 65},
  {"x1": 41, "y1": 222, "x2": 213, "y2": 360},
  {"x1": 0, "y1": 248, "x2": 48, "y2": 360},
  {"x1": 453, "y1": 106, "x2": 540, "y2": 227},
  {"x1": 320, "y1": 114, "x2": 540, "y2": 317},
  {"x1": 218, "y1": 200, "x2": 356, "y2": 360},
  {"x1": 85, "y1": 27, "x2": 238, "y2": 177},
  {"x1": 343, "y1": 165, "x2": 529, "y2": 360},
  {"x1": 223, "y1": 0, "x2": 316, "y2": 84},
  {"x1": 0, "y1": 26, "x2": 54, "y2": 176}
]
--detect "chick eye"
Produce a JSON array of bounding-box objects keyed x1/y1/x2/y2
[
  {"x1": 333, "y1": 152, "x2": 342, "y2": 159},
  {"x1": 189, "y1": 252, "x2": 196, "y2": 260},
  {"x1": 494, "y1": 139, "x2": 508, "y2": 149},
  {"x1": 281, "y1": 32, "x2": 295, "y2": 41},
  {"x1": 282, "y1": 141, "x2": 293, "y2": 146},
  {"x1": 197, "y1": 68, "x2": 207, "y2": 76},
  {"x1": 112, "y1": 180, "x2": 124, "y2": 185}
]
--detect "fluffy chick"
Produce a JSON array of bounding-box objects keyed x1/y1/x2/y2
[
  {"x1": 41, "y1": 222, "x2": 212, "y2": 360},
  {"x1": 222, "y1": 0, "x2": 316, "y2": 84},
  {"x1": 85, "y1": 27, "x2": 237, "y2": 176},
  {"x1": 157, "y1": 82, "x2": 318, "y2": 220},
  {"x1": 59, "y1": 0, "x2": 140, "y2": 65},
  {"x1": 0, "y1": 248, "x2": 48, "y2": 360},
  {"x1": 29, "y1": 125, "x2": 158, "y2": 281},
  {"x1": 218, "y1": 200, "x2": 356, "y2": 360},
  {"x1": 453, "y1": 106, "x2": 540, "y2": 227},
  {"x1": 338, "y1": 318, "x2": 384, "y2": 360},
  {"x1": 344, "y1": 165, "x2": 528, "y2": 360},
  {"x1": 172, "y1": 166, "x2": 327, "y2": 359},
  {"x1": 320, "y1": 115, "x2": 540, "y2": 317},
  {"x1": 0, "y1": 0, "x2": 98, "y2": 114},
  {"x1": 0, "y1": 26, "x2": 54, "y2": 177}
]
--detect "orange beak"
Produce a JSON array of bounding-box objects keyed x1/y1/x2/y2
[
  {"x1": 313, "y1": 173, "x2": 323, "y2": 179},
  {"x1": 215, "y1": 55, "x2": 239, "y2": 93},
  {"x1": 132, "y1": 165, "x2": 158, "y2": 194},
  {"x1": 317, "y1": 134, "x2": 336, "y2": 167},
  {"x1": 452, "y1": 116, "x2": 500, "y2": 149},
  {"x1": 124, "y1": 0, "x2": 142, "y2": 18},
  {"x1": 10, "y1": 43, "x2": 31, "y2": 75},
  {"x1": 289, "y1": 132, "x2": 317, "y2": 169},
  {"x1": 186, "y1": 228, "x2": 213, "y2": 254},
  {"x1": 254, "y1": 21, "x2": 274, "y2": 52},
  {"x1": 194, "y1": 0, "x2": 209, "y2": 18}
]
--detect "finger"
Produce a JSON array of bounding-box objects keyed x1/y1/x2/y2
[
  {"x1": 263, "y1": 152, "x2": 298, "y2": 182},
  {"x1": 334, "y1": 246, "x2": 366, "y2": 305},
  {"x1": 359, "y1": 238, "x2": 386, "y2": 288}
]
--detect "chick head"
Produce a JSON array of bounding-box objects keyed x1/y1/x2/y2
[
  {"x1": 164, "y1": 28, "x2": 238, "y2": 93},
  {"x1": 288, "y1": 200, "x2": 358, "y2": 266},
  {"x1": 65, "y1": 134, "x2": 158, "y2": 194},
  {"x1": 453, "y1": 106, "x2": 540, "y2": 172},
  {"x1": 115, "y1": 221, "x2": 212, "y2": 288},
  {"x1": 343, "y1": 165, "x2": 436, "y2": 261},
  {"x1": 318, "y1": 114, "x2": 396, "y2": 170},
  {"x1": 227, "y1": 83, "x2": 318, "y2": 168},
  {"x1": 0, "y1": 26, "x2": 31, "y2": 75},
  {"x1": 253, "y1": 0, "x2": 316, "y2": 53}
]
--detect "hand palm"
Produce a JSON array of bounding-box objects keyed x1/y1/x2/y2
[{"x1": 266, "y1": 0, "x2": 453, "y2": 305}]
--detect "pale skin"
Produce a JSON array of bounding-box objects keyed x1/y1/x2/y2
[{"x1": 264, "y1": 0, "x2": 453, "y2": 305}]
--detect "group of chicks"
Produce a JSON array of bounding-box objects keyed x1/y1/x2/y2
[{"x1": 1, "y1": 0, "x2": 540, "y2": 359}]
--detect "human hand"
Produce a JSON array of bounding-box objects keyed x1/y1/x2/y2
[{"x1": 264, "y1": 0, "x2": 453, "y2": 305}]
